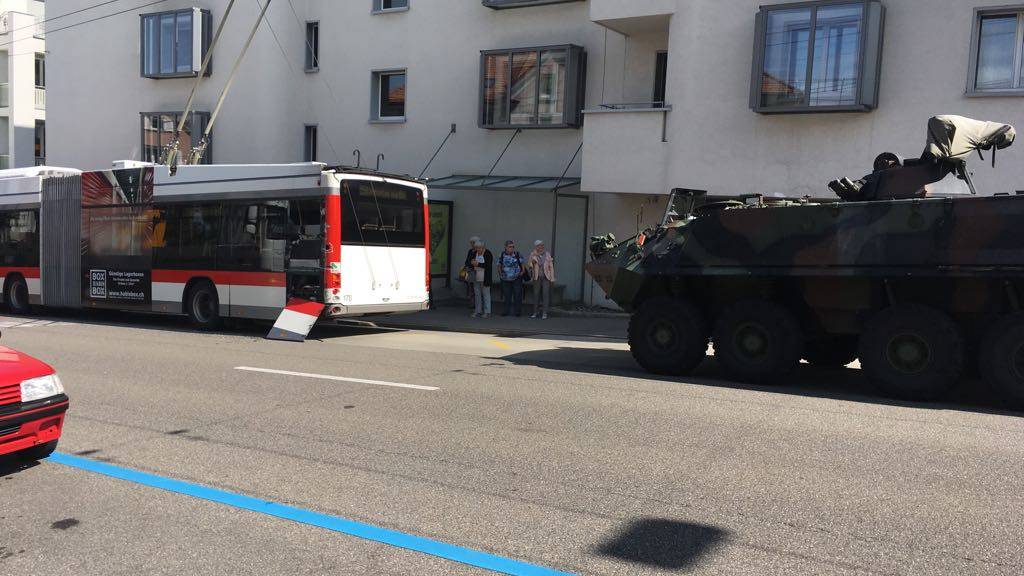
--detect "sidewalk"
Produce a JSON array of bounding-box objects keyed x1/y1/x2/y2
[{"x1": 365, "y1": 302, "x2": 628, "y2": 340}]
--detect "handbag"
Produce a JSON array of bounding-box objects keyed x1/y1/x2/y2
[{"x1": 459, "y1": 266, "x2": 470, "y2": 282}]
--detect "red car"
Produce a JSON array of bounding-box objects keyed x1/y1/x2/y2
[{"x1": 0, "y1": 342, "x2": 68, "y2": 461}]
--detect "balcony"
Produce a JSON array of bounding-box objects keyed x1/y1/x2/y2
[
  {"x1": 581, "y1": 103, "x2": 671, "y2": 195},
  {"x1": 482, "y1": 0, "x2": 583, "y2": 8},
  {"x1": 34, "y1": 86, "x2": 43, "y2": 109},
  {"x1": 590, "y1": 0, "x2": 674, "y2": 35},
  {"x1": 0, "y1": 155, "x2": 9, "y2": 170},
  {"x1": 0, "y1": 83, "x2": 7, "y2": 108}
]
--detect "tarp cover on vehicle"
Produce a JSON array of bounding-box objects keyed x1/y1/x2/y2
[{"x1": 925, "y1": 115, "x2": 1016, "y2": 160}]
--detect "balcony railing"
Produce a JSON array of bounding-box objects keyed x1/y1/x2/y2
[
  {"x1": 483, "y1": 0, "x2": 583, "y2": 8},
  {"x1": 0, "y1": 156, "x2": 9, "y2": 170},
  {"x1": 35, "y1": 87, "x2": 44, "y2": 110},
  {"x1": 34, "y1": 157, "x2": 45, "y2": 166},
  {"x1": 0, "y1": 83, "x2": 8, "y2": 108},
  {"x1": 597, "y1": 102, "x2": 669, "y2": 110}
]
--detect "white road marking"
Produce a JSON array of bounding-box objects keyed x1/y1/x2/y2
[{"x1": 234, "y1": 366, "x2": 439, "y2": 391}]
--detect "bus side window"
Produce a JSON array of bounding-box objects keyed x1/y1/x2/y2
[
  {"x1": 0, "y1": 209, "x2": 39, "y2": 266},
  {"x1": 154, "y1": 204, "x2": 220, "y2": 270}
]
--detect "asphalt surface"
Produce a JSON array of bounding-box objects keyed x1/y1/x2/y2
[{"x1": 1, "y1": 310, "x2": 1022, "y2": 575}]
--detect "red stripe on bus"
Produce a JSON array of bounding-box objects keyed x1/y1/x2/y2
[
  {"x1": 0, "y1": 267, "x2": 40, "y2": 279},
  {"x1": 285, "y1": 298, "x2": 326, "y2": 317},
  {"x1": 151, "y1": 270, "x2": 286, "y2": 287}
]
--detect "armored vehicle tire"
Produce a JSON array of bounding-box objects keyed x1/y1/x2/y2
[
  {"x1": 628, "y1": 297, "x2": 708, "y2": 376},
  {"x1": 802, "y1": 336, "x2": 859, "y2": 368},
  {"x1": 712, "y1": 300, "x2": 803, "y2": 384},
  {"x1": 858, "y1": 305, "x2": 964, "y2": 402},
  {"x1": 979, "y1": 314, "x2": 1024, "y2": 409},
  {"x1": 186, "y1": 281, "x2": 221, "y2": 329}
]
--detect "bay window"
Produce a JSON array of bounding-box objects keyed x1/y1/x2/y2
[
  {"x1": 480, "y1": 45, "x2": 586, "y2": 129},
  {"x1": 751, "y1": 1, "x2": 884, "y2": 113},
  {"x1": 141, "y1": 112, "x2": 212, "y2": 164},
  {"x1": 141, "y1": 9, "x2": 212, "y2": 79}
]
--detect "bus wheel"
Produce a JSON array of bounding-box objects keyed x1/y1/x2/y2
[
  {"x1": 186, "y1": 282, "x2": 221, "y2": 329},
  {"x1": 712, "y1": 300, "x2": 803, "y2": 384},
  {"x1": 628, "y1": 297, "x2": 708, "y2": 376},
  {"x1": 5, "y1": 275, "x2": 31, "y2": 315},
  {"x1": 979, "y1": 314, "x2": 1024, "y2": 410},
  {"x1": 859, "y1": 304, "x2": 963, "y2": 402}
]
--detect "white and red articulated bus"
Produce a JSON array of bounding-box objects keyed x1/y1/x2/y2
[{"x1": 0, "y1": 162, "x2": 430, "y2": 327}]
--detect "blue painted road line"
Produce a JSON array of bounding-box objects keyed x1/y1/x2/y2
[{"x1": 49, "y1": 452, "x2": 574, "y2": 576}]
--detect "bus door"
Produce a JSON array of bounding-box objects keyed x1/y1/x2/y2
[
  {"x1": 284, "y1": 198, "x2": 325, "y2": 302},
  {"x1": 218, "y1": 202, "x2": 288, "y2": 319},
  {"x1": 340, "y1": 179, "x2": 426, "y2": 309}
]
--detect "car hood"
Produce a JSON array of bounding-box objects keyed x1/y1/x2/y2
[{"x1": 0, "y1": 346, "x2": 55, "y2": 386}]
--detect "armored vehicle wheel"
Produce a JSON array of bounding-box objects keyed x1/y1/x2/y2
[
  {"x1": 979, "y1": 314, "x2": 1024, "y2": 409},
  {"x1": 802, "y1": 336, "x2": 859, "y2": 368},
  {"x1": 628, "y1": 297, "x2": 708, "y2": 376},
  {"x1": 859, "y1": 305, "x2": 964, "y2": 402},
  {"x1": 712, "y1": 300, "x2": 803, "y2": 384}
]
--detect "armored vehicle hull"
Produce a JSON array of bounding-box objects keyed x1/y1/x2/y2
[{"x1": 588, "y1": 116, "x2": 1024, "y2": 407}]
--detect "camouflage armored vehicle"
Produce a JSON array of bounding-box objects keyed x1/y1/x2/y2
[{"x1": 588, "y1": 115, "x2": 1024, "y2": 407}]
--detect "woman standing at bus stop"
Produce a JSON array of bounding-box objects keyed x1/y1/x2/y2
[
  {"x1": 498, "y1": 240, "x2": 525, "y2": 317},
  {"x1": 528, "y1": 240, "x2": 555, "y2": 319},
  {"x1": 470, "y1": 240, "x2": 493, "y2": 318}
]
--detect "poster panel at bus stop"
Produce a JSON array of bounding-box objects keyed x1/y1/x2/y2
[{"x1": 81, "y1": 169, "x2": 155, "y2": 308}]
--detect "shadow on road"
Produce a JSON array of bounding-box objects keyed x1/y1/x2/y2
[
  {"x1": 502, "y1": 346, "x2": 1024, "y2": 417},
  {"x1": 0, "y1": 307, "x2": 403, "y2": 341},
  {"x1": 597, "y1": 517, "x2": 729, "y2": 570}
]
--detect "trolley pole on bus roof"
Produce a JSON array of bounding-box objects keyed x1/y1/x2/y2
[
  {"x1": 189, "y1": 0, "x2": 274, "y2": 166},
  {"x1": 162, "y1": 0, "x2": 238, "y2": 173}
]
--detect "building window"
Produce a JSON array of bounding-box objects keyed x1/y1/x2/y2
[
  {"x1": 141, "y1": 8, "x2": 212, "y2": 79},
  {"x1": 373, "y1": 0, "x2": 409, "y2": 13},
  {"x1": 141, "y1": 112, "x2": 212, "y2": 164},
  {"x1": 305, "y1": 21, "x2": 319, "y2": 72},
  {"x1": 34, "y1": 54, "x2": 44, "y2": 88},
  {"x1": 371, "y1": 70, "x2": 407, "y2": 122},
  {"x1": 304, "y1": 125, "x2": 318, "y2": 161},
  {"x1": 653, "y1": 51, "x2": 668, "y2": 106},
  {"x1": 480, "y1": 45, "x2": 586, "y2": 129},
  {"x1": 969, "y1": 7, "x2": 1024, "y2": 95},
  {"x1": 34, "y1": 121, "x2": 44, "y2": 166},
  {"x1": 750, "y1": 0, "x2": 884, "y2": 113}
]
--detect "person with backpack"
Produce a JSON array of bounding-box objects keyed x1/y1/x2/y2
[{"x1": 498, "y1": 240, "x2": 525, "y2": 317}]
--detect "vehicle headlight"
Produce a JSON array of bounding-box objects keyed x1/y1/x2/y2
[{"x1": 21, "y1": 374, "x2": 64, "y2": 403}]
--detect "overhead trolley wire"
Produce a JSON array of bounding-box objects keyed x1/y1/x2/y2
[{"x1": 0, "y1": 0, "x2": 174, "y2": 50}]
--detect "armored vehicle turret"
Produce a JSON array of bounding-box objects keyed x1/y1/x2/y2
[{"x1": 588, "y1": 115, "x2": 1024, "y2": 407}]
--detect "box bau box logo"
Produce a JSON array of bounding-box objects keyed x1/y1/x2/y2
[{"x1": 90, "y1": 270, "x2": 107, "y2": 299}]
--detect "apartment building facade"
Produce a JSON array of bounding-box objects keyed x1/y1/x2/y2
[
  {"x1": 0, "y1": 0, "x2": 45, "y2": 169},
  {"x1": 47, "y1": 0, "x2": 1024, "y2": 306}
]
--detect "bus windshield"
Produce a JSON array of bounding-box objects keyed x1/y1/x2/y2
[{"x1": 341, "y1": 180, "x2": 425, "y2": 247}]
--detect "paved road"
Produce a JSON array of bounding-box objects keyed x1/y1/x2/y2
[{"x1": 1, "y1": 311, "x2": 1022, "y2": 575}]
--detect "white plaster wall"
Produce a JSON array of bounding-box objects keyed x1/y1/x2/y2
[
  {"x1": 662, "y1": 0, "x2": 1024, "y2": 199},
  {"x1": 49, "y1": 0, "x2": 606, "y2": 179},
  {"x1": 6, "y1": 10, "x2": 36, "y2": 167}
]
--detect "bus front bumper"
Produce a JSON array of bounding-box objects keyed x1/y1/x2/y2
[{"x1": 0, "y1": 395, "x2": 68, "y2": 457}]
